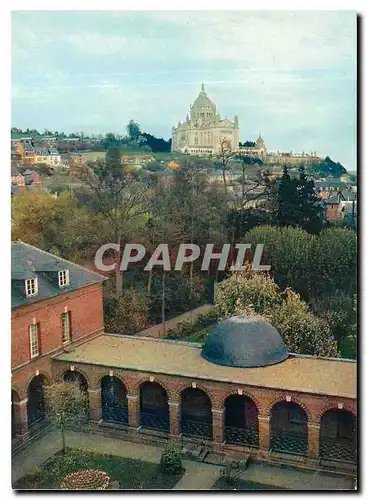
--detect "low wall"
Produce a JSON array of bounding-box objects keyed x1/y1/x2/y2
[{"x1": 135, "y1": 304, "x2": 215, "y2": 339}]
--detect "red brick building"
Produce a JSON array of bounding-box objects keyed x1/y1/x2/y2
[
  {"x1": 11, "y1": 243, "x2": 357, "y2": 474},
  {"x1": 11, "y1": 242, "x2": 106, "y2": 443}
]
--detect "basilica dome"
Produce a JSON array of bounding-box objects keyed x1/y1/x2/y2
[
  {"x1": 192, "y1": 84, "x2": 215, "y2": 108},
  {"x1": 201, "y1": 315, "x2": 289, "y2": 368}
]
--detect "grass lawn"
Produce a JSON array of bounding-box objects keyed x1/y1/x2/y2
[
  {"x1": 14, "y1": 448, "x2": 184, "y2": 490},
  {"x1": 212, "y1": 477, "x2": 287, "y2": 490},
  {"x1": 81, "y1": 151, "x2": 106, "y2": 161}
]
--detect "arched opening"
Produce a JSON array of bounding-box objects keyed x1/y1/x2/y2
[
  {"x1": 224, "y1": 395, "x2": 259, "y2": 448},
  {"x1": 101, "y1": 376, "x2": 128, "y2": 425},
  {"x1": 139, "y1": 382, "x2": 169, "y2": 432},
  {"x1": 270, "y1": 401, "x2": 308, "y2": 456},
  {"x1": 319, "y1": 409, "x2": 356, "y2": 463},
  {"x1": 180, "y1": 387, "x2": 212, "y2": 440},
  {"x1": 11, "y1": 390, "x2": 20, "y2": 438},
  {"x1": 27, "y1": 375, "x2": 47, "y2": 429},
  {"x1": 63, "y1": 370, "x2": 89, "y2": 423},
  {"x1": 63, "y1": 370, "x2": 88, "y2": 391}
]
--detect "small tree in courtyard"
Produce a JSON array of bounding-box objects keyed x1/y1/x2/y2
[
  {"x1": 160, "y1": 443, "x2": 182, "y2": 475},
  {"x1": 47, "y1": 382, "x2": 89, "y2": 453}
]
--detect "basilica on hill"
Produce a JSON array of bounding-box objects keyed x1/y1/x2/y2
[
  {"x1": 171, "y1": 84, "x2": 321, "y2": 165},
  {"x1": 171, "y1": 84, "x2": 239, "y2": 156}
]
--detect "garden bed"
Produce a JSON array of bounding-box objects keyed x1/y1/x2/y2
[{"x1": 14, "y1": 448, "x2": 185, "y2": 490}]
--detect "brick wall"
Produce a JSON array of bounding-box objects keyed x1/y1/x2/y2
[{"x1": 11, "y1": 282, "x2": 105, "y2": 397}]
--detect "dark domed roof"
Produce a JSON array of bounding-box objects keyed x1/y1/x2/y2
[{"x1": 201, "y1": 315, "x2": 289, "y2": 368}]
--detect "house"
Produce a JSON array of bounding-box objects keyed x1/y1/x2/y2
[
  {"x1": 22, "y1": 142, "x2": 36, "y2": 165},
  {"x1": 34, "y1": 146, "x2": 50, "y2": 164},
  {"x1": 23, "y1": 169, "x2": 40, "y2": 186},
  {"x1": 11, "y1": 166, "x2": 25, "y2": 187},
  {"x1": 325, "y1": 195, "x2": 342, "y2": 222},
  {"x1": 324, "y1": 189, "x2": 357, "y2": 222},
  {"x1": 11, "y1": 242, "x2": 106, "y2": 443},
  {"x1": 48, "y1": 148, "x2": 61, "y2": 165}
]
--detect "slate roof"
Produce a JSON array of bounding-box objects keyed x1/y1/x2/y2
[
  {"x1": 34, "y1": 147, "x2": 49, "y2": 155},
  {"x1": 325, "y1": 195, "x2": 340, "y2": 205},
  {"x1": 48, "y1": 148, "x2": 60, "y2": 155},
  {"x1": 201, "y1": 315, "x2": 289, "y2": 368},
  {"x1": 11, "y1": 166, "x2": 21, "y2": 176},
  {"x1": 11, "y1": 242, "x2": 106, "y2": 309},
  {"x1": 23, "y1": 169, "x2": 36, "y2": 175},
  {"x1": 54, "y1": 334, "x2": 356, "y2": 398}
]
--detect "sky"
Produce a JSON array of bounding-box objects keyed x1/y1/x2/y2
[{"x1": 12, "y1": 11, "x2": 357, "y2": 170}]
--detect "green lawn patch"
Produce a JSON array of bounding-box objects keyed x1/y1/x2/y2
[
  {"x1": 14, "y1": 448, "x2": 184, "y2": 490},
  {"x1": 212, "y1": 477, "x2": 287, "y2": 490},
  {"x1": 81, "y1": 151, "x2": 106, "y2": 161}
]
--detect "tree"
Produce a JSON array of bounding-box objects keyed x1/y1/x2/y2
[
  {"x1": 216, "y1": 137, "x2": 235, "y2": 194},
  {"x1": 215, "y1": 265, "x2": 282, "y2": 319},
  {"x1": 103, "y1": 283, "x2": 150, "y2": 335},
  {"x1": 126, "y1": 120, "x2": 141, "y2": 142},
  {"x1": 215, "y1": 267, "x2": 338, "y2": 357},
  {"x1": 243, "y1": 225, "x2": 313, "y2": 300},
  {"x1": 308, "y1": 228, "x2": 357, "y2": 300},
  {"x1": 275, "y1": 165, "x2": 301, "y2": 227},
  {"x1": 269, "y1": 290, "x2": 338, "y2": 357},
  {"x1": 76, "y1": 148, "x2": 150, "y2": 296},
  {"x1": 46, "y1": 382, "x2": 89, "y2": 454},
  {"x1": 12, "y1": 191, "x2": 58, "y2": 249},
  {"x1": 297, "y1": 166, "x2": 325, "y2": 234},
  {"x1": 235, "y1": 153, "x2": 264, "y2": 210}
]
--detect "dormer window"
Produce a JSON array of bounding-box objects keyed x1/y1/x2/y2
[
  {"x1": 58, "y1": 270, "x2": 69, "y2": 288},
  {"x1": 25, "y1": 278, "x2": 38, "y2": 297}
]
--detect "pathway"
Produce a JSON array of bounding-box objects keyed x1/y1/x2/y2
[
  {"x1": 174, "y1": 461, "x2": 219, "y2": 490},
  {"x1": 12, "y1": 431, "x2": 354, "y2": 491}
]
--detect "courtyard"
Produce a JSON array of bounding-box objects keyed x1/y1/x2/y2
[{"x1": 12, "y1": 430, "x2": 355, "y2": 491}]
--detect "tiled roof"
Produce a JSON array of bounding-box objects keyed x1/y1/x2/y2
[
  {"x1": 11, "y1": 242, "x2": 106, "y2": 309},
  {"x1": 54, "y1": 334, "x2": 356, "y2": 398}
]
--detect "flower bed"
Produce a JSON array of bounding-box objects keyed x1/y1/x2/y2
[{"x1": 60, "y1": 469, "x2": 110, "y2": 490}]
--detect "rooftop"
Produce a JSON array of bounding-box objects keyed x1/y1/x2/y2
[
  {"x1": 11, "y1": 242, "x2": 106, "y2": 309},
  {"x1": 54, "y1": 334, "x2": 356, "y2": 398}
]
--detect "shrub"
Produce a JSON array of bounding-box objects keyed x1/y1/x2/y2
[{"x1": 160, "y1": 444, "x2": 182, "y2": 475}]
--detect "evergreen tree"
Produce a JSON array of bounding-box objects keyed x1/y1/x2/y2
[
  {"x1": 276, "y1": 165, "x2": 300, "y2": 227},
  {"x1": 297, "y1": 166, "x2": 325, "y2": 234}
]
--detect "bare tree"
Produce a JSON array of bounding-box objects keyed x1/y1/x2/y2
[
  {"x1": 76, "y1": 148, "x2": 150, "y2": 296},
  {"x1": 216, "y1": 137, "x2": 236, "y2": 194}
]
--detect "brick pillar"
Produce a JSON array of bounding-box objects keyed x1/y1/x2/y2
[
  {"x1": 13, "y1": 399, "x2": 29, "y2": 439},
  {"x1": 88, "y1": 389, "x2": 102, "y2": 422},
  {"x1": 127, "y1": 395, "x2": 139, "y2": 429},
  {"x1": 308, "y1": 422, "x2": 320, "y2": 460},
  {"x1": 258, "y1": 415, "x2": 270, "y2": 451},
  {"x1": 168, "y1": 401, "x2": 180, "y2": 437},
  {"x1": 212, "y1": 409, "x2": 224, "y2": 451}
]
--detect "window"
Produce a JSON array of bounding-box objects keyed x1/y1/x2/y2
[
  {"x1": 58, "y1": 270, "x2": 69, "y2": 287},
  {"x1": 25, "y1": 278, "x2": 38, "y2": 297},
  {"x1": 29, "y1": 323, "x2": 39, "y2": 358},
  {"x1": 62, "y1": 312, "x2": 71, "y2": 343}
]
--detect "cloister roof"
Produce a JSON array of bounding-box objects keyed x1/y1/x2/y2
[{"x1": 54, "y1": 334, "x2": 356, "y2": 399}]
